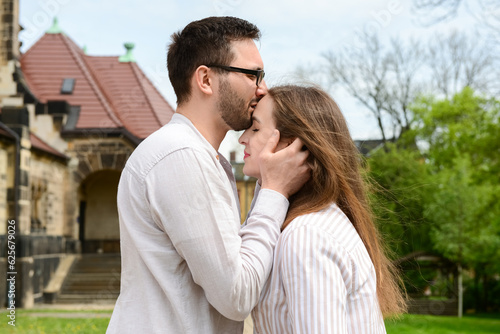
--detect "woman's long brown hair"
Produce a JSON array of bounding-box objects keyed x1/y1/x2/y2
[{"x1": 269, "y1": 85, "x2": 406, "y2": 317}]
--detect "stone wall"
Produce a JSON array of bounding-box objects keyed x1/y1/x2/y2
[
  {"x1": 67, "y1": 137, "x2": 134, "y2": 253},
  {"x1": 0, "y1": 0, "x2": 20, "y2": 65},
  {"x1": 68, "y1": 137, "x2": 134, "y2": 184},
  {"x1": 30, "y1": 152, "x2": 67, "y2": 236},
  {"x1": 0, "y1": 141, "x2": 13, "y2": 233}
]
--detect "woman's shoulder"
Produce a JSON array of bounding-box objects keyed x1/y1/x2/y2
[
  {"x1": 281, "y1": 203, "x2": 363, "y2": 254},
  {"x1": 277, "y1": 204, "x2": 377, "y2": 294}
]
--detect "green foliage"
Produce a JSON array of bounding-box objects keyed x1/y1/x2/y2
[
  {"x1": 410, "y1": 88, "x2": 500, "y2": 272},
  {"x1": 424, "y1": 157, "x2": 500, "y2": 271},
  {"x1": 367, "y1": 87, "x2": 500, "y2": 309},
  {"x1": 399, "y1": 262, "x2": 439, "y2": 296},
  {"x1": 368, "y1": 143, "x2": 432, "y2": 258},
  {"x1": 411, "y1": 87, "x2": 500, "y2": 182}
]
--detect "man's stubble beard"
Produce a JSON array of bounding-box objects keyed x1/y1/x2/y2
[{"x1": 217, "y1": 78, "x2": 253, "y2": 131}]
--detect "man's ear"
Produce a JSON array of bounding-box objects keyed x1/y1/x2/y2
[{"x1": 193, "y1": 65, "x2": 213, "y2": 96}]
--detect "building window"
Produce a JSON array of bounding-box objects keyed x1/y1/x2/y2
[{"x1": 61, "y1": 78, "x2": 75, "y2": 94}]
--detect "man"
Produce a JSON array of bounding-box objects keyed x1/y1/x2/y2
[{"x1": 107, "y1": 17, "x2": 309, "y2": 333}]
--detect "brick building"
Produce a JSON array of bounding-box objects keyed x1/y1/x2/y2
[
  {"x1": 0, "y1": 1, "x2": 174, "y2": 307},
  {"x1": 0, "y1": 1, "x2": 259, "y2": 308}
]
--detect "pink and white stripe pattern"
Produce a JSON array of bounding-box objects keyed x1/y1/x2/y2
[{"x1": 252, "y1": 203, "x2": 386, "y2": 334}]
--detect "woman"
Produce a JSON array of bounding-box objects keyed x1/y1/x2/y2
[{"x1": 239, "y1": 85, "x2": 406, "y2": 333}]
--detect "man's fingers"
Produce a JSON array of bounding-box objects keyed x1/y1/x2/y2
[
  {"x1": 259, "y1": 133, "x2": 311, "y2": 198},
  {"x1": 288, "y1": 137, "x2": 305, "y2": 152},
  {"x1": 285, "y1": 138, "x2": 309, "y2": 163},
  {"x1": 262, "y1": 130, "x2": 280, "y2": 154}
]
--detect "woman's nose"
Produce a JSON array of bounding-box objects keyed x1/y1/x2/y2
[{"x1": 239, "y1": 131, "x2": 249, "y2": 145}]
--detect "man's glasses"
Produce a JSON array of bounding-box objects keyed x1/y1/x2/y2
[{"x1": 208, "y1": 65, "x2": 265, "y2": 87}]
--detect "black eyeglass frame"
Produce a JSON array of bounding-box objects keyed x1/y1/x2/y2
[{"x1": 208, "y1": 65, "x2": 265, "y2": 87}]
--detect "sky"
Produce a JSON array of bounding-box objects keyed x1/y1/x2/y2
[{"x1": 19, "y1": 0, "x2": 479, "y2": 159}]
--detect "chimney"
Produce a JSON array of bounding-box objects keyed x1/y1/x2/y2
[{"x1": 119, "y1": 42, "x2": 136, "y2": 63}]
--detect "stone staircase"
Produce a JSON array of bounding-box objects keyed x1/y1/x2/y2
[{"x1": 56, "y1": 253, "x2": 121, "y2": 304}]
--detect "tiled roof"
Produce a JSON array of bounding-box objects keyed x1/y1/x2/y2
[
  {"x1": 354, "y1": 139, "x2": 385, "y2": 156},
  {"x1": 20, "y1": 32, "x2": 174, "y2": 140},
  {"x1": 30, "y1": 132, "x2": 68, "y2": 160}
]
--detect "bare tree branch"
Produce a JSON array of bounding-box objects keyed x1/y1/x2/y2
[
  {"x1": 412, "y1": 0, "x2": 463, "y2": 26},
  {"x1": 385, "y1": 38, "x2": 426, "y2": 136},
  {"x1": 427, "y1": 31, "x2": 495, "y2": 98},
  {"x1": 321, "y1": 33, "x2": 426, "y2": 143},
  {"x1": 312, "y1": 30, "x2": 497, "y2": 144},
  {"x1": 322, "y1": 32, "x2": 392, "y2": 143},
  {"x1": 412, "y1": 0, "x2": 500, "y2": 52}
]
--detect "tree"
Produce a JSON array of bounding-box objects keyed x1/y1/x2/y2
[
  {"x1": 424, "y1": 157, "x2": 500, "y2": 272},
  {"x1": 427, "y1": 31, "x2": 497, "y2": 98},
  {"x1": 368, "y1": 144, "x2": 432, "y2": 258},
  {"x1": 322, "y1": 32, "x2": 425, "y2": 143},
  {"x1": 412, "y1": 0, "x2": 500, "y2": 34},
  {"x1": 411, "y1": 87, "x2": 500, "y2": 182},
  {"x1": 315, "y1": 31, "x2": 497, "y2": 146},
  {"x1": 367, "y1": 88, "x2": 500, "y2": 311},
  {"x1": 411, "y1": 88, "x2": 500, "y2": 311},
  {"x1": 411, "y1": 0, "x2": 500, "y2": 97}
]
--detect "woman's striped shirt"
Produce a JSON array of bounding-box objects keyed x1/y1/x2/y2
[{"x1": 251, "y1": 203, "x2": 386, "y2": 334}]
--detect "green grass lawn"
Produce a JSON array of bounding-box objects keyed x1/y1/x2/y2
[
  {"x1": 1, "y1": 309, "x2": 112, "y2": 334},
  {"x1": 1, "y1": 310, "x2": 499, "y2": 333},
  {"x1": 386, "y1": 314, "x2": 500, "y2": 334}
]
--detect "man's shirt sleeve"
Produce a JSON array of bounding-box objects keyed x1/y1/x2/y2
[{"x1": 145, "y1": 147, "x2": 288, "y2": 320}]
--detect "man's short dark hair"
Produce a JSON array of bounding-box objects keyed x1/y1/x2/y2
[{"x1": 167, "y1": 16, "x2": 261, "y2": 105}]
